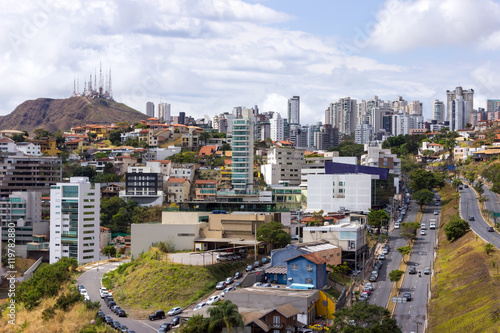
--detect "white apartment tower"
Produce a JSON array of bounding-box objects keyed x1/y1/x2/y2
[
  {"x1": 49, "y1": 177, "x2": 100, "y2": 264},
  {"x1": 288, "y1": 96, "x2": 300, "y2": 125},
  {"x1": 158, "y1": 103, "x2": 171, "y2": 123},
  {"x1": 446, "y1": 87, "x2": 473, "y2": 122},
  {"x1": 450, "y1": 96, "x2": 470, "y2": 131},
  {"x1": 270, "y1": 112, "x2": 285, "y2": 141},
  {"x1": 330, "y1": 97, "x2": 358, "y2": 136},
  {"x1": 232, "y1": 108, "x2": 254, "y2": 194},
  {"x1": 432, "y1": 100, "x2": 445, "y2": 122}
]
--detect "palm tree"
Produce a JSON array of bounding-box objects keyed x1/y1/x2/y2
[
  {"x1": 179, "y1": 314, "x2": 209, "y2": 333},
  {"x1": 207, "y1": 300, "x2": 244, "y2": 333}
]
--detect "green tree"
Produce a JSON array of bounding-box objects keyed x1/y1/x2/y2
[
  {"x1": 400, "y1": 221, "x2": 420, "y2": 240},
  {"x1": 397, "y1": 246, "x2": 412, "y2": 262},
  {"x1": 389, "y1": 270, "x2": 404, "y2": 283},
  {"x1": 87, "y1": 132, "x2": 98, "y2": 142},
  {"x1": 307, "y1": 210, "x2": 325, "y2": 226},
  {"x1": 179, "y1": 314, "x2": 209, "y2": 333},
  {"x1": 257, "y1": 221, "x2": 290, "y2": 252},
  {"x1": 409, "y1": 169, "x2": 437, "y2": 192},
  {"x1": 199, "y1": 131, "x2": 211, "y2": 145},
  {"x1": 33, "y1": 128, "x2": 51, "y2": 139},
  {"x1": 485, "y1": 243, "x2": 495, "y2": 255},
  {"x1": 109, "y1": 130, "x2": 123, "y2": 146},
  {"x1": 207, "y1": 300, "x2": 244, "y2": 333},
  {"x1": 332, "y1": 301, "x2": 402, "y2": 332},
  {"x1": 413, "y1": 189, "x2": 435, "y2": 211},
  {"x1": 444, "y1": 215, "x2": 470, "y2": 241},
  {"x1": 367, "y1": 209, "x2": 390, "y2": 229},
  {"x1": 474, "y1": 180, "x2": 485, "y2": 196},
  {"x1": 11, "y1": 133, "x2": 26, "y2": 142},
  {"x1": 451, "y1": 178, "x2": 463, "y2": 192},
  {"x1": 103, "y1": 245, "x2": 117, "y2": 259}
]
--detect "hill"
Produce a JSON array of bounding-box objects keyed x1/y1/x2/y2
[{"x1": 0, "y1": 96, "x2": 148, "y2": 133}]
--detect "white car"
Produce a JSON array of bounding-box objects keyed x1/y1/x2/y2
[
  {"x1": 221, "y1": 286, "x2": 235, "y2": 297},
  {"x1": 80, "y1": 289, "x2": 88, "y2": 295},
  {"x1": 207, "y1": 295, "x2": 221, "y2": 305},
  {"x1": 167, "y1": 307, "x2": 183, "y2": 316},
  {"x1": 253, "y1": 282, "x2": 263, "y2": 287},
  {"x1": 364, "y1": 282, "x2": 374, "y2": 291},
  {"x1": 193, "y1": 302, "x2": 207, "y2": 311},
  {"x1": 420, "y1": 229, "x2": 426, "y2": 235},
  {"x1": 394, "y1": 223, "x2": 400, "y2": 229},
  {"x1": 434, "y1": 211, "x2": 439, "y2": 215},
  {"x1": 99, "y1": 288, "x2": 108, "y2": 298}
]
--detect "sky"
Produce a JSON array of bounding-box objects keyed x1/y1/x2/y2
[{"x1": 2, "y1": 0, "x2": 500, "y2": 125}]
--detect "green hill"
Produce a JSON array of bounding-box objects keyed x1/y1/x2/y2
[{"x1": 0, "y1": 96, "x2": 148, "y2": 133}]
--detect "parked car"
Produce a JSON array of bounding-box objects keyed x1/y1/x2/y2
[
  {"x1": 234, "y1": 282, "x2": 242, "y2": 288},
  {"x1": 262, "y1": 283, "x2": 272, "y2": 287},
  {"x1": 424, "y1": 267, "x2": 431, "y2": 275},
  {"x1": 194, "y1": 302, "x2": 207, "y2": 311},
  {"x1": 104, "y1": 316, "x2": 113, "y2": 325},
  {"x1": 369, "y1": 275, "x2": 377, "y2": 282},
  {"x1": 362, "y1": 288, "x2": 371, "y2": 295},
  {"x1": 464, "y1": 184, "x2": 469, "y2": 188},
  {"x1": 112, "y1": 321, "x2": 121, "y2": 329},
  {"x1": 97, "y1": 310, "x2": 105, "y2": 319},
  {"x1": 119, "y1": 325, "x2": 128, "y2": 332},
  {"x1": 394, "y1": 223, "x2": 400, "y2": 229},
  {"x1": 207, "y1": 295, "x2": 221, "y2": 305},
  {"x1": 160, "y1": 322, "x2": 173, "y2": 331},
  {"x1": 261, "y1": 256, "x2": 270, "y2": 264},
  {"x1": 375, "y1": 261, "x2": 383, "y2": 269},
  {"x1": 99, "y1": 287, "x2": 108, "y2": 298},
  {"x1": 112, "y1": 305, "x2": 122, "y2": 314},
  {"x1": 170, "y1": 315, "x2": 181, "y2": 327},
  {"x1": 358, "y1": 295, "x2": 367, "y2": 302},
  {"x1": 107, "y1": 301, "x2": 116, "y2": 309},
  {"x1": 149, "y1": 310, "x2": 166, "y2": 321},
  {"x1": 234, "y1": 271, "x2": 242, "y2": 279},
  {"x1": 246, "y1": 264, "x2": 254, "y2": 272},
  {"x1": 487, "y1": 226, "x2": 495, "y2": 232},
  {"x1": 364, "y1": 283, "x2": 374, "y2": 291},
  {"x1": 221, "y1": 286, "x2": 235, "y2": 297},
  {"x1": 117, "y1": 309, "x2": 127, "y2": 317},
  {"x1": 78, "y1": 285, "x2": 85, "y2": 291},
  {"x1": 80, "y1": 288, "x2": 88, "y2": 296},
  {"x1": 409, "y1": 266, "x2": 417, "y2": 274},
  {"x1": 216, "y1": 281, "x2": 227, "y2": 290},
  {"x1": 421, "y1": 223, "x2": 427, "y2": 230},
  {"x1": 382, "y1": 248, "x2": 388, "y2": 255},
  {"x1": 379, "y1": 254, "x2": 385, "y2": 260},
  {"x1": 403, "y1": 292, "x2": 412, "y2": 301},
  {"x1": 253, "y1": 282, "x2": 263, "y2": 287},
  {"x1": 360, "y1": 291, "x2": 369, "y2": 298},
  {"x1": 167, "y1": 307, "x2": 183, "y2": 316},
  {"x1": 254, "y1": 261, "x2": 261, "y2": 268},
  {"x1": 291, "y1": 235, "x2": 299, "y2": 240},
  {"x1": 225, "y1": 276, "x2": 234, "y2": 285}
]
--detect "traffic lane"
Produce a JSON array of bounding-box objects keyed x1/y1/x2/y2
[
  {"x1": 461, "y1": 188, "x2": 500, "y2": 249},
  {"x1": 483, "y1": 186, "x2": 500, "y2": 215},
  {"x1": 78, "y1": 263, "x2": 158, "y2": 333}
]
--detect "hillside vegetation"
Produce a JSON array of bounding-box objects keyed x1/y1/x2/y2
[
  {"x1": 0, "y1": 96, "x2": 148, "y2": 133},
  {"x1": 102, "y1": 248, "x2": 246, "y2": 318},
  {"x1": 429, "y1": 183, "x2": 500, "y2": 332}
]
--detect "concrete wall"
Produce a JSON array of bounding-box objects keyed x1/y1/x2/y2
[
  {"x1": 162, "y1": 211, "x2": 210, "y2": 224},
  {"x1": 131, "y1": 223, "x2": 200, "y2": 257}
]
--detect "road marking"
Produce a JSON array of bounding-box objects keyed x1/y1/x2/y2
[{"x1": 139, "y1": 320, "x2": 158, "y2": 331}]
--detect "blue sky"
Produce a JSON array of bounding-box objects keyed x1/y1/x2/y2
[{"x1": 1, "y1": 0, "x2": 500, "y2": 125}]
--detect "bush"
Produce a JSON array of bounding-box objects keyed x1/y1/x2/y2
[{"x1": 444, "y1": 215, "x2": 470, "y2": 241}]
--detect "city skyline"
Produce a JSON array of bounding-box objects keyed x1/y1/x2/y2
[{"x1": 2, "y1": 0, "x2": 500, "y2": 124}]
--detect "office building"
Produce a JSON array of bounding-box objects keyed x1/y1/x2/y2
[
  {"x1": 49, "y1": 177, "x2": 100, "y2": 264},
  {"x1": 261, "y1": 147, "x2": 304, "y2": 186},
  {"x1": 288, "y1": 96, "x2": 300, "y2": 125},
  {"x1": 232, "y1": 107, "x2": 254, "y2": 193},
  {"x1": 146, "y1": 101, "x2": 155, "y2": 117},
  {"x1": 450, "y1": 96, "x2": 470, "y2": 131},
  {"x1": 487, "y1": 99, "x2": 500, "y2": 112},
  {"x1": 270, "y1": 112, "x2": 285, "y2": 141},
  {"x1": 179, "y1": 112, "x2": 185, "y2": 125},
  {"x1": 446, "y1": 87, "x2": 473, "y2": 122},
  {"x1": 432, "y1": 100, "x2": 445, "y2": 122}
]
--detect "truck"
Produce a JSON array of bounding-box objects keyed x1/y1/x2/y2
[{"x1": 429, "y1": 218, "x2": 437, "y2": 229}]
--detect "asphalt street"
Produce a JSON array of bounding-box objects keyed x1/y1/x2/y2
[
  {"x1": 460, "y1": 185, "x2": 500, "y2": 249},
  {"x1": 393, "y1": 202, "x2": 439, "y2": 333}
]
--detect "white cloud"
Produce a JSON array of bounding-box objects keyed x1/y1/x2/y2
[{"x1": 368, "y1": 0, "x2": 500, "y2": 52}]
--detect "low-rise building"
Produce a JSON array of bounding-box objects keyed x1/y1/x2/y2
[
  {"x1": 167, "y1": 178, "x2": 190, "y2": 203},
  {"x1": 194, "y1": 180, "x2": 217, "y2": 200},
  {"x1": 15, "y1": 142, "x2": 42, "y2": 156},
  {"x1": 285, "y1": 253, "x2": 327, "y2": 289}
]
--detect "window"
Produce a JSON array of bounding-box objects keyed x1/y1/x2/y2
[
  {"x1": 339, "y1": 182, "x2": 344, "y2": 186},
  {"x1": 273, "y1": 316, "x2": 280, "y2": 324},
  {"x1": 291, "y1": 264, "x2": 298, "y2": 271},
  {"x1": 339, "y1": 189, "x2": 344, "y2": 193},
  {"x1": 305, "y1": 278, "x2": 313, "y2": 284},
  {"x1": 306, "y1": 264, "x2": 313, "y2": 271}
]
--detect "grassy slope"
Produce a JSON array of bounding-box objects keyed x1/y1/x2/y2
[
  {"x1": 104, "y1": 248, "x2": 247, "y2": 318},
  {"x1": 429, "y1": 184, "x2": 500, "y2": 332}
]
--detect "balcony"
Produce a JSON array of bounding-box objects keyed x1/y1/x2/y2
[{"x1": 268, "y1": 323, "x2": 283, "y2": 329}]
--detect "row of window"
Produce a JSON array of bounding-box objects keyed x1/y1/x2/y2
[{"x1": 290, "y1": 264, "x2": 313, "y2": 271}]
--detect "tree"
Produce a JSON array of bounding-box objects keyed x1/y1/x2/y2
[
  {"x1": 109, "y1": 130, "x2": 123, "y2": 146},
  {"x1": 451, "y1": 178, "x2": 463, "y2": 192},
  {"x1": 88, "y1": 132, "x2": 98, "y2": 142},
  {"x1": 444, "y1": 215, "x2": 470, "y2": 241},
  {"x1": 389, "y1": 270, "x2": 404, "y2": 284},
  {"x1": 257, "y1": 221, "x2": 290, "y2": 252},
  {"x1": 400, "y1": 222, "x2": 420, "y2": 240},
  {"x1": 307, "y1": 210, "x2": 324, "y2": 226},
  {"x1": 103, "y1": 245, "x2": 117, "y2": 259},
  {"x1": 179, "y1": 314, "x2": 209, "y2": 333},
  {"x1": 367, "y1": 209, "x2": 390, "y2": 229},
  {"x1": 11, "y1": 133, "x2": 26, "y2": 142},
  {"x1": 397, "y1": 246, "x2": 412, "y2": 262},
  {"x1": 332, "y1": 301, "x2": 402, "y2": 332},
  {"x1": 474, "y1": 180, "x2": 485, "y2": 196},
  {"x1": 409, "y1": 169, "x2": 437, "y2": 192},
  {"x1": 199, "y1": 131, "x2": 211, "y2": 145},
  {"x1": 413, "y1": 189, "x2": 435, "y2": 211},
  {"x1": 485, "y1": 243, "x2": 495, "y2": 255},
  {"x1": 207, "y1": 301, "x2": 244, "y2": 333}
]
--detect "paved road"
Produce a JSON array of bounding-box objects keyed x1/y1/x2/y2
[
  {"x1": 368, "y1": 199, "x2": 418, "y2": 308},
  {"x1": 393, "y1": 202, "x2": 439, "y2": 333},
  {"x1": 460, "y1": 186, "x2": 500, "y2": 249},
  {"x1": 77, "y1": 261, "x2": 161, "y2": 333}
]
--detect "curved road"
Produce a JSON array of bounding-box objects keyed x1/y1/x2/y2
[{"x1": 460, "y1": 186, "x2": 500, "y2": 249}]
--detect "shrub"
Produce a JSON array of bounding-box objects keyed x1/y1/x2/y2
[{"x1": 444, "y1": 215, "x2": 470, "y2": 241}]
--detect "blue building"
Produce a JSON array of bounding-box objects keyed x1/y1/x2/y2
[{"x1": 285, "y1": 253, "x2": 327, "y2": 289}]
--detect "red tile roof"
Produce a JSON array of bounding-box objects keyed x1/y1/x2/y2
[
  {"x1": 168, "y1": 178, "x2": 186, "y2": 183},
  {"x1": 195, "y1": 179, "x2": 217, "y2": 185},
  {"x1": 199, "y1": 145, "x2": 218, "y2": 156}
]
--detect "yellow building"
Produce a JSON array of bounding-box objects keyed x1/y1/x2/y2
[{"x1": 31, "y1": 137, "x2": 61, "y2": 156}]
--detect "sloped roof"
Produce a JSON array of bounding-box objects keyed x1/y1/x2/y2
[
  {"x1": 195, "y1": 179, "x2": 217, "y2": 185},
  {"x1": 168, "y1": 178, "x2": 186, "y2": 183},
  {"x1": 199, "y1": 145, "x2": 218, "y2": 156},
  {"x1": 285, "y1": 252, "x2": 327, "y2": 265}
]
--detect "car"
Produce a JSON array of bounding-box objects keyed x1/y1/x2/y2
[
  {"x1": 104, "y1": 296, "x2": 114, "y2": 305},
  {"x1": 464, "y1": 184, "x2": 469, "y2": 188},
  {"x1": 291, "y1": 235, "x2": 299, "y2": 240},
  {"x1": 420, "y1": 229, "x2": 426, "y2": 235},
  {"x1": 369, "y1": 275, "x2": 377, "y2": 282},
  {"x1": 362, "y1": 288, "x2": 371, "y2": 295},
  {"x1": 160, "y1": 322, "x2": 173, "y2": 330},
  {"x1": 254, "y1": 261, "x2": 261, "y2": 268},
  {"x1": 112, "y1": 321, "x2": 121, "y2": 329},
  {"x1": 107, "y1": 301, "x2": 116, "y2": 309},
  {"x1": 262, "y1": 283, "x2": 272, "y2": 287},
  {"x1": 149, "y1": 310, "x2": 166, "y2": 321},
  {"x1": 234, "y1": 271, "x2": 242, "y2": 279},
  {"x1": 261, "y1": 256, "x2": 270, "y2": 264},
  {"x1": 216, "y1": 281, "x2": 227, "y2": 290},
  {"x1": 100, "y1": 290, "x2": 109, "y2": 298},
  {"x1": 253, "y1": 282, "x2": 263, "y2": 287},
  {"x1": 99, "y1": 287, "x2": 107, "y2": 294},
  {"x1": 246, "y1": 264, "x2": 254, "y2": 272},
  {"x1": 194, "y1": 302, "x2": 207, "y2": 311},
  {"x1": 421, "y1": 223, "x2": 427, "y2": 230},
  {"x1": 272, "y1": 285, "x2": 281, "y2": 288},
  {"x1": 358, "y1": 295, "x2": 367, "y2": 302},
  {"x1": 104, "y1": 316, "x2": 113, "y2": 325},
  {"x1": 119, "y1": 325, "x2": 129, "y2": 332},
  {"x1": 469, "y1": 216, "x2": 475, "y2": 221},
  {"x1": 234, "y1": 281, "x2": 242, "y2": 288},
  {"x1": 361, "y1": 291, "x2": 369, "y2": 298},
  {"x1": 375, "y1": 261, "x2": 383, "y2": 269},
  {"x1": 207, "y1": 295, "x2": 221, "y2": 305},
  {"x1": 97, "y1": 310, "x2": 105, "y2": 319},
  {"x1": 487, "y1": 226, "x2": 495, "y2": 232},
  {"x1": 112, "y1": 305, "x2": 121, "y2": 314},
  {"x1": 408, "y1": 266, "x2": 417, "y2": 274},
  {"x1": 221, "y1": 286, "x2": 235, "y2": 297},
  {"x1": 117, "y1": 309, "x2": 127, "y2": 317},
  {"x1": 364, "y1": 283, "x2": 373, "y2": 291},
  {"x1": 382, "y1": 248, "x2": 388, "y2": 255},
  {"x1": 83, "y1": 294, "x2": 90, "y2": 301},
  {"x1": 424, "y1": 267, "x2": 431, "y2": 275},
  {"x1": 434, "y1": 211, "x2": 439, "y2": 215},
  {"x1": 158, "y1": 329, "x2": 167, "y2": 333},
  {"x1": 78, "y1": 285, "x2": 85, "y2": 291},
  {"x1": 80, "y1": 288, "x2": 88, "y2": 295},
  {"x1": 225, "y1": 276, "x2": 234, "y2": 285},
  {"x1": 167, "y1": 307, "x2": 183, "y2": 316},
  {"x1": 429, "y1": 223, "x2": 436, "y2": 229},
  {"x1": 170, "y1": 315, "x2": 181, "y2": 327},
  {"x1": 394, "y1": 223, "x2": 400, "y2": 229},
  {"x1": 379, "y1": 254, "x2": 385, "y2": 260},
  {"x1": 403, "y1": 292, "x2": 412, "y2": 301}
]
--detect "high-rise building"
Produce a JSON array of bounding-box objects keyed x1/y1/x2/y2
[
  {"x1": 288, "y1": 96, "x2": 300, "y2": 125},
  {"x1": 146, "y1": 101, "x2": 155, "y2": 117},
  {"x1": 270, "y1": 112, "x2": 285, "y2": 141},
  {"x1": 49, "y1": 177, "x2": 100, "y2": 264},
  {"x1": 355, "y1": 124, "x2": 373, "y2": 145},
  {"x1": 330, "y1": 97, "x2": 357, "y2": 136},
  {"x1": 405, "y1": 100, "x2": 423, "y2": 116},
  {"x1": 487, "y1": 99, "x2": 500, "y2": 112},
  {"x1": 179, "y1": 112, "x2": 185, "y2": 125},
  {"x1": 392, "y1": 114, "x2": 424, "y2": 136},
  {"x1": 446, "y1": 87, "x2": 473, "y2": 122},
  {"x1": 157, "y1": 103, "x2": 171, "y2": 123},
  {"x1": 231, "y1": 108, "x2": 254, "y2": 194},
  {"x1": 432, "y1": 100, "x2": 445, "y2": 123},
  {"x1": 450, "y1": 96, "x2": 469, "y2": 131}
]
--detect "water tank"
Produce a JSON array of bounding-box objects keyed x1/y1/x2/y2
[{"x1": 323, "y1": 221, "x2": 329, "y2": 226}]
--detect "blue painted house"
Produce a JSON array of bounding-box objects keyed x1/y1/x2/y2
[{"x1": 285, "y1": 253, "x2": 327, "y2": 289}]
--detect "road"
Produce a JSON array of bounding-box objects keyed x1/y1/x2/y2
[
  {"x1": 368, "y1": 199, "x2": 418, "y2": 308},
  {"x1": 460, "y1": 185, "x2": 500, "y2": 249},
  {"x1": 393, "y1": 201, "x2": 439, "y2": 333},
  {"x1": 77, "y1": 261, "x2": 160, "y2": 333}
]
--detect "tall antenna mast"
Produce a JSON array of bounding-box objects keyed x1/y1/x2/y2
[
  {"x1": 108, "y1": 67, "x2": 113, "y2": 99},
  {"x1": 73, "y1": 78, "x2": 76, "y2": 95}
]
